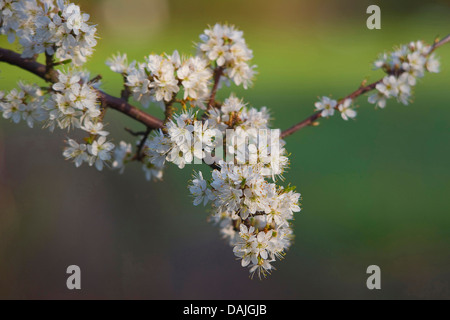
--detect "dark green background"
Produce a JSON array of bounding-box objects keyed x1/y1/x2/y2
[{"x1": 0, "y1": 0, "x2": 449, "y2": 299}]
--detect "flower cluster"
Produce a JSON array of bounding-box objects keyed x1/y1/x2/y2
[
  {"x1": 106, "y1": 53, "x2": 135, "y2": 75},
  {"x1": 0, "y1": 81, "x2": 47, "y2": 128},
  {"x1": 189, "y1": 162, "x2": 300, "y2": 278},
  {"x1": 118, "y1": 51, "x2": 213, "y2": 109},
  {"x1": 312, "y1": 41, "x2": 440, "y2": 121},
  {"x1": 141, "y1": 93, "x2": 288, "y2": 177},
  {"x1": 369, "y1": 40, "x2": 440, "y2": 108},
  {"x1": 0, "y1": 67, "x2": 115, "y2": 170},
  {"x1": 233, "y1": 225, "x2": 294, "y2": 279},
  {"x1": 197, "y1": 23, "x2": 257, "y2": 89},
  {"x1": 49, "y1": 69, "x2": 101, "y2": 130},
  {"x1": 1, "y1": 0, "x2": 97, "y2": 66},
  {"x1": 51, "y1": 69, "x2": 115, "y2": 170},
  {"x1": 208, "y1": 95, "x2": 289, "y2": 178},
  {"x1": 63, "y1": 136, "x2": 114, "y2": 171}
]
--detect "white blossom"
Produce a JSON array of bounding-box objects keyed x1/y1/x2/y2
[
  {"x1": 1, "y1": 0, "x2": 97, "y2": 66},
  {"x1": 89, "y1": 136, "x2": 114, "y2": 159},
  {"x1": 338, "y1": 99, "x2": 357, "y2": 121},
  {"x1": 142, "y1": 162, "x2": 164, "y2": 181},
  {"x1": 315, "y1": 96, "x2": 337, "y2": 117},
  {"x1": 177, "y1": 56, "x2": 212, "y2": 107},
  {"x1": 0, "y1": 82, "x2": 46, "y2": 128},
  {"x1": 189, "y1": 171, "x2": 215, "y2": 206},
  {"x1": 112, "y1": 141, "x2": 132, "y2": 173},
  {"x1": 106, "y1": 52, "x2": 135, "y2": 74},
  {"x1": 369, "y1": 40, "x2": 440, "y2": 109},
  {"x1": 63, "y1": 138, "x2": 88, "y2": 167},
  {"x1": 197, "y1": 23, "x2": 257, "y2": 89},
  {"x1": 81, "y1": 121, "x2": 109, "y2": 136},
  {"x1": 50, "y1": 69, "x2": 101, "y2": 131}
]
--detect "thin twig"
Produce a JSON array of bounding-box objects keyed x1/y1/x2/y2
[
  {"x1": 132, "y1": 127, "x2": 152, "y2": 161},
  {"x1": 124, "y1": 127, "x2": 148, "y2": 136},
  {"x1": 120, "y1": 75, "x2": 131, "y2": 101},
  {"x1": 430, "y1": 34, "x2": 450, "y2": 53}
]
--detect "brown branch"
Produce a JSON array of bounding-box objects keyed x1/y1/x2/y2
[
  {"x1": 208, "y1": 66, "x2": 223, "y2": 109},
  {"x1": 0, "y1": 47, "x2": 164, "y2": 130},
  {"x1": 280, "y1": 110, "x2": 322, "y2": 138},
  {"x1": 164, "y1": 101, "x2": 175, "y2": 124},
  {"x1": 45, "y1": 52, "x2": 54, "y2": 76},
  {"x1": 124, "y1": 127, "x2": 148, "y2": 136},
  {"x1": 120, "y1": 75, "x2": 131, "y2": 101},
  {"x1": 281, "y1": 34, "x2": 450, "y2": 139}
]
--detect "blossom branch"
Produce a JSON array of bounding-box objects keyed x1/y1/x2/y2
[
  {"x1": 0, "y1": 47, "x2": 164, "y2": 130},
  {"x1": 208, "y1": 66, "x2": 223, "y2": 109},
  {"x1": 0, "y1": 4, "x2": 447, "y2": 280},
  {"x1": 281, "y1": 34, "x2": 450, "y2": 139}
]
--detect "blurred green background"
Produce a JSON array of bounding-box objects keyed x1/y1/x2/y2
[{"x1": 0, "y1": 0, "x2": 449, "y2": 299}]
